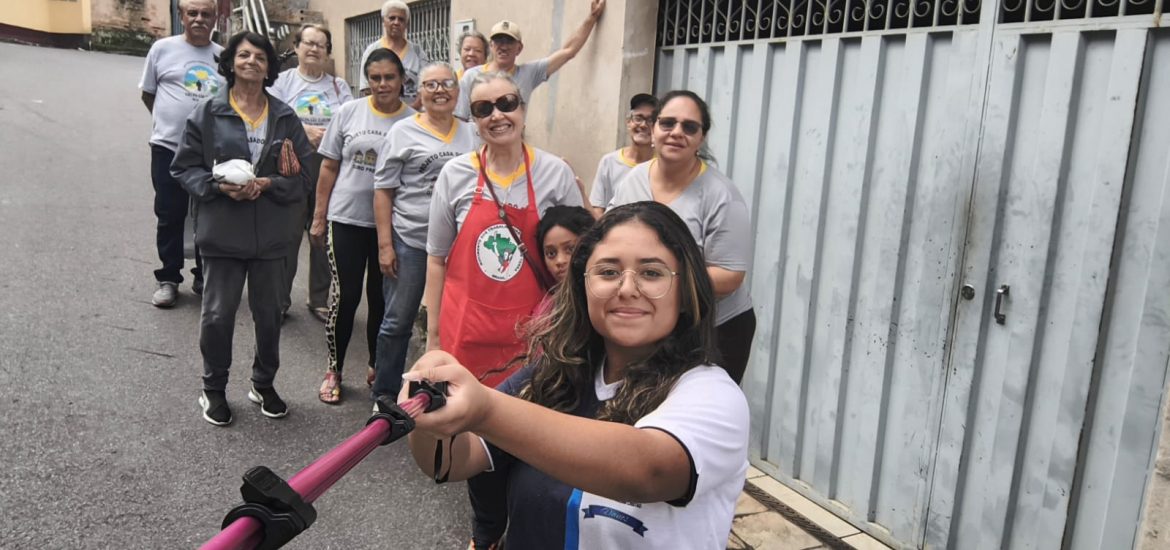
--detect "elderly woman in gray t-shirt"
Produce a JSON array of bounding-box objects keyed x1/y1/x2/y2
[{"x1": 607, "y1": 90, "x2": 756, "y2": 384}]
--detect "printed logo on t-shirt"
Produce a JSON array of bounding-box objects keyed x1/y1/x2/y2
[
  {"x1": 183, "y1": 62, "x2": 220, "y2": 98},
  {"x1": 475, "y1": 224, "x2": 523, "y2": 282},
  {"x1": 294, "y1": 91, "x2": 333, "y2": 125},
  {"x1": 351, "y1": 149, "x2": 378, "y2": 172}
]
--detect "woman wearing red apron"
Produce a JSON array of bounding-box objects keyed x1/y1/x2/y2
[{"x1": 423, "y1": 72, "x2": 583, "y2": 550}]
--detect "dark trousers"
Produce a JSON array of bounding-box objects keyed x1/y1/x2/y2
[
  {"x1": 326, "y1": 221, "x2": 383, "y2": 374},
  {"x1": 281, "y1": 154, "x2": 331, "y2": 312},
  {"x1": 469, "y1": 470, "x2": 509, "y2": 546},
  {"x1": 716, "y1": 307, "x2": 757, "y2": 384},
  {"x1": 151, "y1": 145, "x2": 202, "y2": 284},
  {"x1": 199, "y1": 257, "x2": 285, "y2": 392}
]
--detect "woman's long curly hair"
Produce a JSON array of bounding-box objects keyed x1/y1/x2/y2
[{"x1": 516, "y1": 201, "x2": 720, "y2": 424}]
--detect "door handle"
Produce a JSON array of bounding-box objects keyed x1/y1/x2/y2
[{"x1": 994, "y1": 285, "x2": 1010, "y2": 324}]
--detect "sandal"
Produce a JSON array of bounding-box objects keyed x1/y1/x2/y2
[
  {"x1": 366, "y1": 366, "x2": 376, "y2": 388},
  {"x1": 319, "y1": 371, "x2": 342, "y2": 404}
]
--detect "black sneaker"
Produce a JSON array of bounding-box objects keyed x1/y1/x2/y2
[
  {"x1": 152, "y1": 282, "x2": 178, "y2": 308},
  {"x1": 248, "y1": 385, "x2": 289, "y2": 418},
  {"x1": 199, "y1": 390, "x2": 232, "y2": 426},
  {"x1": 192, "y1": 278, "x2": 204, "y2": 296}
]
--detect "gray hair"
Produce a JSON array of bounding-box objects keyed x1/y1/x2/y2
[
  {"x1": 420, "y1": 61, "x2": 458, "y2": 82},
  {"x1": 381, "y1": 0, "x2": 410, "y2": 20},
  {"x1": 457, "y1": 30, "x2": 489, "y2": 54},
  {"x1": 179, "y1": 0, "x2": 216, "y2": 11},
  {"x1": 469, "y1": 71, "x2": 522, "y2": 100}
]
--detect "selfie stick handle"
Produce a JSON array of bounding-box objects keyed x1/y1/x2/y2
[{"x1": 201, "y1": 383, "x2": 447, "y2": 550}]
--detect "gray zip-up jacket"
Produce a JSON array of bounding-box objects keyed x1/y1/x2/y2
[{"x1": 171, "y1": 90, "x2": 312, "y2": 260}]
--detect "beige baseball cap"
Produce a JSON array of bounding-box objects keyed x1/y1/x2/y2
[{"x1": 490, "y1": 20, "x2": 522, "y2": 42}]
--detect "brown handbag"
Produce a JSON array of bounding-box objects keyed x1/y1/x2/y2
[{"x1": 278, "y1": 138, "x2": 301, "y2": 176}]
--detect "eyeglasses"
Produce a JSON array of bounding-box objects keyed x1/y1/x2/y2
[
  {"x1": 470, "y1": 93, "x2": 523, "y2": 119},
  {"x1": 185, "y1": 9, "x2": 214, "y2": 19},
  {"x1": 300, "y1": 40, "x2": 328, "y2": 50},
  {"x1": 628, "y1": 114, "x2": 651, "y2": 125},
  {"x1": 421, "y1": 79, "x2": 458, "y2": 92},
  {"x1": 656, "y1": 117, "x2": 703, "y2": 136},
  {"x1": 584, "y1": 263, "x2": 677, "y2": 300}
]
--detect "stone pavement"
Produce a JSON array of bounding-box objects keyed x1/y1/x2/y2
[{"x1": 727, "y1": 468, "x2": 893, "y2": 550}]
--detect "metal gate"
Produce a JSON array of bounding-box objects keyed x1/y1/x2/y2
[
  {"x1": 345, "y1": 0, "x2": 450, "y2": 90},
  {"x1": 655, "y1": 1, "x2": 1170, "y2": 548}
]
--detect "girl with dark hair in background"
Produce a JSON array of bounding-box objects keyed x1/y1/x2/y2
[
  {"x1": 171, "y1": 31, "x2": 313, "y2": 426},
  {"x1": 608, "y1": 90, "x2": 757, "y2": 384},
  {"x1": 310, "y1": 48, "x2": 416, "y2": 404},
  {"x1": 404, "y1": 201, "x2": 749, "y2": 549},
  {"x1": 269, "y1": 24, "x2": 354, "y2": 322}
]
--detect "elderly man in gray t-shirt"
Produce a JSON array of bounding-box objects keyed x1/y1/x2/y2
[
  {"x1": 454, "y1": 0, "x2": 607, "y2": 120},
  {"x1": 138, "y1": 0, "x2": 224, "y2": 308}
]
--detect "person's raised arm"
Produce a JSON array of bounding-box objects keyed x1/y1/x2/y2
[
  {"x1": 545, "y1": 0, "x2": 606, "y2": 76},
  {"x1": 405, "y1": 357, "x2": 693, "y2": 504}
]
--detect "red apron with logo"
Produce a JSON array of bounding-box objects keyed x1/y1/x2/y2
[{"x1": 439, "y1": 147, "x2": 544, "y2": 387}]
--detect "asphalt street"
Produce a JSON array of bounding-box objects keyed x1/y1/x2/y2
[{"x1": 0, "y1": 42, "x2": 469, "y2": 548}]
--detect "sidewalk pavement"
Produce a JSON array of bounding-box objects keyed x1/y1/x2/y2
[{"x1": 727, "y1": 467, "x2": 894, "y2": 550}]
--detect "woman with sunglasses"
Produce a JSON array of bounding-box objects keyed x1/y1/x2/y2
[
  {"x1": 310, "y1": 48, "x2": 415, "y2": 404},
  {"x1": 369, "y1": 62, "x2": 479, "y2": 402},
  {"x1": 425, "y1": 71, "x2": 583, "y2": 386},
  {"x1": 269, "y1": 24, "x2": 354, "y2": 322},
  {"x1": 608, "y1": 90, "x2": 756, "y2": 384},
  {"x1": 403, "y1": 201, "x2": 750, "y2": 549}
]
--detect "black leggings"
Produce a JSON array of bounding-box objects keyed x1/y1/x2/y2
[
  {"x1": 325, "y1": 221, "x2": 383, "y2": 374},
  {"x1": 716, "y1": 307, "x2": 756, "y2": 384}
]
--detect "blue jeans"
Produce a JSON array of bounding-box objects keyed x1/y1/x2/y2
[
  {"x1": 151, "y1": 145, "x2": 202, "y2": 284},
  {"x1": 372, "y1": 235, "x2": 428, "y2": 399}
]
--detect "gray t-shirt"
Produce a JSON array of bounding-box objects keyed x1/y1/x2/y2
[
  {"x1": 269, "y1": 68, "x2": 354, "y2": 127},
  {"x1": 374, "y1": 115, "x2": 479, "y2": 250},
  {"x1": 138, "y1": 35, "x2": 224, "y2": 151},
  {"x1": 589, "y1": 148, "x2": 640, "y2": 209},
  {"x1": 318, "y1": 97, "x2": 416, "y2": 228},
  {"x1": 454, "y1": 59, "x2": 551, "y2": 120},
  {"x1": 609, "y1": 161, "x2": 754, "y2": 325},
  {"x1": 357, "y1": 39, "x2": 429, "y2": 105},
  {"x1": 246, "y1": 118, "x2": 267, "y2": 165},
  {"x1": 427, "y1": 145, "x2": 583, "y2": 257}
]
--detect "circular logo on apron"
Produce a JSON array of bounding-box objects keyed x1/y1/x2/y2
[{"x1": 475, "y1": 223, "x2": 524, "y2": 282}]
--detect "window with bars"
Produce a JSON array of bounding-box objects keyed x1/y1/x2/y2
[
  {"x1": 345, "y1": 1, "x2": 451, "y2": 87},
  {"x1": 656, "y1": 0, "x2": 1162, "y2": 47}
]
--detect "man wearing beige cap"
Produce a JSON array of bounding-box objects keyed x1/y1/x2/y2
[{"x1": 454, "y1": 0, "x2": 605, "y2": 120}]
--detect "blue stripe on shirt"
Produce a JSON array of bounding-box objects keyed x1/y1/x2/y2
[{"x1": 563, "y1": 488, "x2": 583, "y2": 550}]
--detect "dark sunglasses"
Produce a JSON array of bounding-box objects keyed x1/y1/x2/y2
[
  {"x1": 470, "y1": 93, "x2": 523, "y2": 119},
  {"x1": 656, "y1": 117, "x2": 703, "y2": 136}
]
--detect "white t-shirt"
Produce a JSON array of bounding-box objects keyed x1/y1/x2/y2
[
  {"x1": 486, "y1": 365, "x2": 750, "y2": 549},
  {"x1": 426, "y1": 145, "x2": 583, "y2": 257},
  {"x1": 373, "y1": 115, "x2": 479, "y2": 250},
  {"x1": 609, "y1": 161, "x2": 754, "y2": 325},
  {"x1": 246, "y1": 118, "x2": 267, "y2": 165},
  {"x1": 357, "y1": 38, "x2": 429, "y2": 105},
  {"x1": 268, "y1": 68, "x2": 354, "y2": 128},
  {"x1": 454, "y1": 59, "x2": 551, "y2": 120},
  {"x1": 318, "y1": 97, "x2": 415, "y2": 228},
  {"x1": 589, "y1": 148, "x2": 640, "y2": 209},
  {"x1": 139, "y1": 35, "x2": 224, "y2": 151}
]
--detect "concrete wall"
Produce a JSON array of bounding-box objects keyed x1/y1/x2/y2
[
  {"x1": 307, "y1": 0, "x2": 658, "y2": 195},
  {"x1": 90, "y1": 0, "x2": 170, "y2": 53},
  {"x1": 0, "y1": 0, "x2": 92, "y2": 34},
  {"x1": 1140, "y1": 382, "x2": 1170, "y2": 550}
]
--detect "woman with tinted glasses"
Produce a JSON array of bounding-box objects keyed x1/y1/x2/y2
[
  {"x1": 403, "y1": 202, "x2": 750, "y2": 549},
  {"x1": 269, "y1": 24, "x2": 354, "y2": 322},
  {"x1": 608, "y1": 90, "x2": 756, "y2": 384},
  {"x1": 310, "y1": 48, "x2": 416, "y2": 404},
  {"x1": 424, "y1": 71, "x2": 582, "y2": 387},
  {"x1": 369, "y1": 62, "x2": 479, "y2": 402}
]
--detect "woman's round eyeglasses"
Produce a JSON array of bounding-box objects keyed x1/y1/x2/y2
[{"x1": 584, "y1": 263, "x2": 677, "y2": 300}]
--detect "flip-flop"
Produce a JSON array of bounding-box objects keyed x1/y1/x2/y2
[{"x1": 319, "y1": 371, "x2": 341, "y2": 404}]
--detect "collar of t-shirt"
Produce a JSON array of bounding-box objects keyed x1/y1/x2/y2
[{"x1": 594, "y1": 360, "x2": 622, "y2": 401}]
